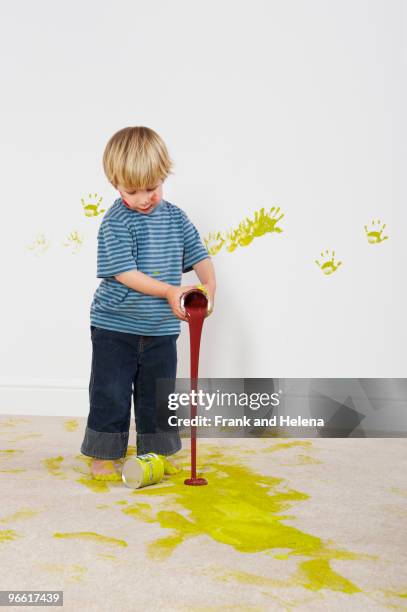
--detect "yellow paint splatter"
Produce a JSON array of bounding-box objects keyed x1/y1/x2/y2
[
  {"x1": 263, "y1": 441, "x2": 313, "y2": 453},
  {"x1": 0, "y1": 418, "x2": 31, "y2": 428},
  {"x1": 204, "y1": 206, "x2": 284, "y2": 255},
  {"x1": 211, "y1": 564, "x2": 359, "y2": 596},
  {"x1": 0, "y1": 529, "x2": 21, "y2": 543},
  {"x1": 42, "y1": 455, "x2": 67, "y2": 479},
  {"x1": 295, "y1": 454, "x2": 321, "y2": 465},
  {"x1": 53, "y1": 531, "x2": 128, "y2": 548},
  {"x1": 38, "y1": 562, "x2": 87, "y2": 583},
  {"x1": 122, "y1": 446, "x2": 376, "y2": 596},
  {"x1": 0, "y1": 508, "x2": 38, "y2": 523},
  {"x1": 76, "y1": 475, "x2": 111, "y2": 493},
  {"x1": 63, "y1": 419, "x2": 79, "y2": 432},
  {"x1": 0, "y1": 448, "x2": 25, "y2": 471},
  {"x1": 0, "y1": 468, "x2": 26, "y2": 473},
  {"x1": 5, "y1": 433, "x2": 43, "y2": 442}
]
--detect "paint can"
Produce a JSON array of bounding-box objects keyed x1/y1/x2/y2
[
  {"x1": 180, "y1": 286, "x2": 212, "y2": 318},
  {"x1": 122, "y1": 453, "x2": 165, "y2": 489}
]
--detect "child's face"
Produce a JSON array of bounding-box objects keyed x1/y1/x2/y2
[{"x1": 117, "y1": 180, "x2": 163, "y2": 214}]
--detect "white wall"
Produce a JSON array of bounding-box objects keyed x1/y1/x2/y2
[{"x1": 0, "y1": 0, "x2": 405, "y2": 416}]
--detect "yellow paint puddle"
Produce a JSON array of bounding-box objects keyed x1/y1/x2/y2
[{"x1": 121, "y1": 446, "x2": 376, "y2": 596}]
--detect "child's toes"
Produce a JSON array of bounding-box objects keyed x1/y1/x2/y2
[
  {"x1": 91, "y1": 459, "x2": 122, "y2": 481},
  {"x1": 157, "y1": 455, "x2": 181, "y2": 475}
]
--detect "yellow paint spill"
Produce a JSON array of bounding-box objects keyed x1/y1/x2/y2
[
  {"x1": 38, "y1": 562, "x2": 87, "y2": 583},
  {"x1": 76, "y1": 476, "x2": 111, "y2": 493},
  {"x1": 121, "y1": 446, "x2": 376, "y2": 595},
  {"x1": 208, "y1": 565, "x2": 361, "y2": 600},
  {"x1": 0, "y1": 449, "x2": 24, "y2": 455},
  {"x1": 115, "y1": 500, "x2": 128, "y2": 505},
  {"x1": 96, "y1": 504, "x2": 110, "y2": 509},
  {"x1": 53, "y1": 531, "x2": 127, "y2": 547},
  {"x1": 0, "y1": 529, "x2": 21, "y2": 543},
  {"x1": 280, "y1": 454, "x2": 321, "y2": 466},
  {"x1": 0, "y1": 508, "x2": 37, "y2": 523},
  {"x1": 42, "y1": 455, "x2": 67, "y2": 479},
  {"x1": 63, "y1": 419, "x2": 79, "y2": 432},
  {"x1": 263, "y1": 441, "x2": 313, "y2": 453}
]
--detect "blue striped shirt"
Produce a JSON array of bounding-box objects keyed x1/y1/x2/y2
[{"x1": 90, "y1": 197, "x2": 210, "y2": 335}]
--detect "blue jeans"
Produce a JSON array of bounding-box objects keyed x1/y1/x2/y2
[{"x1": 80, "y1": 325, "x2": 181, "y2": 460}]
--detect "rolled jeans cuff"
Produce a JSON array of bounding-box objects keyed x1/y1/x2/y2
[
  {"x1": 136, "y1": 430, "x2": 182, "y2": 456},
  {"x1": 80, "y1": 426, "x2": 129, "y2": 460}
]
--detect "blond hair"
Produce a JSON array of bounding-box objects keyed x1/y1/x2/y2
[{"x1": 103, "y1": 126, "x2": 174, "y2": 190}]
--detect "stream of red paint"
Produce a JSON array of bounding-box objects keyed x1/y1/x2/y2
[{"x1": 183, "y1": 290, "x2": 209, "y2": 485}]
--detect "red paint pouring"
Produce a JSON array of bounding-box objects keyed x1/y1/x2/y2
[{"x1": 182, "y1": 289, "x2": 209, "y2": 486}]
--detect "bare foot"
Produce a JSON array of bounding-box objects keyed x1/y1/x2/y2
[
  {"x1": 157, "y1": 454, "x2": 182, "y2": 475},
  {"x1": 91, "y1": 459, "x2": 123, "y2": 481}
]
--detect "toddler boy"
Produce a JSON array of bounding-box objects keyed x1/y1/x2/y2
[{"x1": 80, "y1": 126, "x2": 216, "y2": 480}]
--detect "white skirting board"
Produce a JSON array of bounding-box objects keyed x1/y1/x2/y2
[{"x1": 0, "y1": 378, "x2": 90, "y2": 417}]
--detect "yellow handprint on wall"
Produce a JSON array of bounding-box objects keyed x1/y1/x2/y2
[
  {"x1": 315, "y1": 250, "x2": 342, "y2": 276},
  {"x1": 26, "y1": 233, "x2": 51, "y2": 256},
  {"x1": 81, "y1": 193, "x2": 105, "y2": 217},
  {"x1": 63, "y1": 230, "x2": 84, "y2": 254},
  {"x1": 204, "y1": 206, "x2": 284, "y2": 255},
  {"x1": 204, "y1": 231, "x2": 226, "y2": 255},
  {"x1": 364, "y1": 219, "x2": 389, "y2": 244}
]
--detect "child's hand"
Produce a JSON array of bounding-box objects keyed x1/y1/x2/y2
[{"x1": 165, "y1": 285, "x2": 197, "y2": 321}]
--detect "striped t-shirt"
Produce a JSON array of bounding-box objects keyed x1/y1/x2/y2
[{"x1": 90, "y1": 197, "x2": 210, "y2": 335}]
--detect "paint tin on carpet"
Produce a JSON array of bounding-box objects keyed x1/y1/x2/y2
[{"x1": 122, "y1": 453, "x2": 164, "y2": 489}]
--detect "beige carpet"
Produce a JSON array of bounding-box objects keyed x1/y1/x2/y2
[{"x1": 0, "y1": 414, "x2": 406, "y2": 611}]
